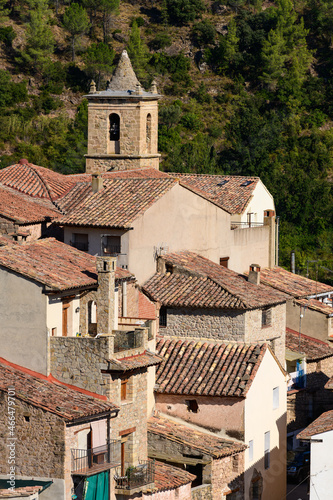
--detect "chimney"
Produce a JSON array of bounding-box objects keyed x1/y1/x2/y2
[
  {"x1": 92, "y1": 174, "x2": 103, "y2": 193},
  {"x1": 248, "y1": 264, "x2": 261, "y2": 285},
  {"x1": 96, "y1": 256, "x2": 117, "y2": 334}
]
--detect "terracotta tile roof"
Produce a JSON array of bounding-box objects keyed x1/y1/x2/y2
[
  {"x1": 148, "y1": 415, "x2": 246, "y2": 458},
  {"x1": 56, "y1": 178, "x2": 177, "y2": 228},
  {"x1": 0, "y1": 358, "x2": 118, "y2": 422},
  {"x1": 297, "y1": 409, "x2": 333, "y2": 439},
  {"x1": 156, "y1": 338, "x2": 267, "y2": 397},
  {"x1": 286, "y1": 328, "x2": 333, "y2": 361},
  {"x1": 0, "y1": 184, "x2": 60, "y2": 224},
  {"x1": 0, "y1": 237, "x2": 97, "y2": 291},
  {"x1": 67, "y1": 167, "x2": 169, "y2": 182},
  {"x1": 0, "y1": 234, "x2": 14, "y2": 246},
  {"x1": 153, "y1": 460, "x2": 195, "y2": 490},
  {"x1": 138, "y1": 291, "x2": 156, "y2": 320},
  {"x1": 107, "y1": 351, "x2": 163, "y2": 371},
  {"x1": 169, "y1": 173, "x2": 260, "y2": 214},
  {"x1": 0, "y1": 237, "x2": 130, "y2": 291},
  {"x1": 296, "y1": 298, "x2": 333, "y2": 316},
  {"x1": 145, "y1": 251, "x2": 287, "y2": 309},
  {"x1": 0, "y1": 485, "x2": 44, "y2": 498},
  {"x1": 259, "y1": 266, "x2": 333, "y2": 299},
  {"x1": 55, "y1": 182, "x2": 92, "y2": 214},
  {"x1": 0, "y1": 161, "x2": 75, "y2": 201}
]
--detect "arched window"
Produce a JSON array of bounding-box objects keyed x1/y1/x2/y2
[
  {"x1": 109, "y1": 114, "x2": 120, "y2": 141},
  {"x1": 88, "y1": 300, "x2": 97, "y2": 336},
  {"x1": 146, "y1": 113, "x2": 151, "y2": 153}
]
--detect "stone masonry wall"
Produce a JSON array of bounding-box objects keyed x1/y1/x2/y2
[
  {"x1": 160, "y1": 308, "x2": 246, "y2": 340},
  {"x1": 0, "y1": 392, "x2": 65, "y2": 478},
  {"x1": 244, "y1": 303, "x2": 286, "y2": 366},
  {"x1": 106, "y1": 370, "x2": 148, "y2": 466},
  {"x1": 50, "y1": 337, "x2": 111, "y2": 395},
  {"x1": 86, "y1": 156, "x2": 159, "y2": 174},
  {"x1": 307, "y1": 356, "x2": 333, "y2": 416},
  {"x1": 211, "y1": 453, "x2": 245, "y2": 500},
  {"x1": 192, "y1": 485, "x2": 212, "y2": 500}
]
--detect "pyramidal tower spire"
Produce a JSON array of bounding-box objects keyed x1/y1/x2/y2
[{"x1": 85, "y1": 50, "x2": 162, "y2": 174}]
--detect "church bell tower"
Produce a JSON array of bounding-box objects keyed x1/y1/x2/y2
[{"x1": 85, "y1": 50, "x2": 161, "y2": 173}]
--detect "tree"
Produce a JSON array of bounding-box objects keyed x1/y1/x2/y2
[
  {"x1": 83, "y1": 42, "x2": 115, "y2": 90},
  {"x1": 164, "y1": 0, "x2": 205, "y2": 26},
  {"x1": 127, "y1": 21, "x2": 149, "y2": 80},
  {"x1": 100, "y1": 0, "x2": 119, "y2": 43},
  {"x1": 63, "y1": 3, "x2": 90, "y2": 61},
  {"x1": 20, "y1": 0, "x2": 55, "y2": 73}
]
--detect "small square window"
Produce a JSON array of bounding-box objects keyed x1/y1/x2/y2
[
  {"x1": 185, "y1": 400, "x2": 198, "y2": 413},
  {"x1": 262, "y1": 308, "x2": 272, "y2": 328}
]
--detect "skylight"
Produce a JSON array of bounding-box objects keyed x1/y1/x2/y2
[
  {"x1": 217, "y1": 180, "x2": 229, "y2": 186},
  {"x1": 240, "y1": 180, "x2": 253, "y2": 187}
]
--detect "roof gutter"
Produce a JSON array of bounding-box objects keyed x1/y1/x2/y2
[{"x1": 66, "y1": 408, "x2": 119, "y2": 427}]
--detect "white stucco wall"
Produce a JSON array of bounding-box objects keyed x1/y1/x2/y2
[
  {"x1": 309, "y1": 430, "x2": 333, "y2": 499},
  {"x1": 244, "y1": 349, "x2": 287, "y2": 500},
  {"x1": 47, "y1": 295, "x2": 80, "y2": 337},
  {"x1": 235, "y1": 180, "x2": 275, "y2": 225}
]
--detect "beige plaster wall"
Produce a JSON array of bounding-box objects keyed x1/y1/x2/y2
[
  {"x1": 244, "y1": 349, "x2": 287, "y2": 500},
  {"x1": 47, "y1": 295, "x2": 80, "y2": 337},
  {"x1": 236, "y1": 180, "x2": 275, "y2": 225},
  {"x1": 287, "y1": 301, "x2": 331, "y2": 342},
  {"x1": 0, "y1": 268, "x2": 48, "y2": 374},
  {"x1": 230, "y1": 225, "x2": 271, "y2": 274},
  {"x1": 155, "y1": 394, "x2": 245, "y2": 439}
]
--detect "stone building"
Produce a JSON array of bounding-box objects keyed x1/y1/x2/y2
[
  {"x1": 154, "y1": 338, "x2": 288, "y2": 500},
  {"x1": 148, "y1": 414, "x2": 246, "y2": 500},
  {"x1": 85, "y1": 50, "x2": 161, "y2": 173},
  {"x1": 142, "y1": 251, "x2": 287, "y2": 365}
]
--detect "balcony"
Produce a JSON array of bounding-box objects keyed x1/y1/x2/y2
[
  {"x1": 102, "y1": 244, "x2": 121, "y2": 255},
  {"x1": 288, "y1": 370, "x2": 306, "y2": 391},
  {"x1": 71, "y1": 441, "x2": 120, "y2": 476},
  {"x1": 114, "y1": 460, "x2": 155, "y2": 493},
  {"x1": 113, "y1": 329, "x2": 144, "y2": 353},
  {"x1": 70, "y1": 241, "x2": 89, "y2": 252},
  {"x1": 231, "y1": 222, "x2": 264, "y2": 230}
]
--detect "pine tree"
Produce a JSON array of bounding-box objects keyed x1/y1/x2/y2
[
  {"x1": 83, "y1": 43, "x2": 115, "y2": 90},
  {"x1": 63, "y1": 3, "x2": 90, "y2": 61},
  {"x1": 127, "y1": 21, "x2": 149, "y2": 81}
]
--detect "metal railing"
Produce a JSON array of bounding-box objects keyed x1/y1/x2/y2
[
  {"x1": 102, "y1": 244, "x2": 121, "y2": 255},
  {"x1": 70, "y1": 241, "x2": 89, "y2": 251},
  {"x1": 114, "y1": 460, "x2": 154, "y2": 490},
  {"x1": 231, "y1": 222, "x2": 264, "y2": 229},
  {"x1": 114, "y1": 329, "x2": 144, "y2": 353},
  {"x1": 71, "y1": 441, "x2": 120, "y2": 474}
]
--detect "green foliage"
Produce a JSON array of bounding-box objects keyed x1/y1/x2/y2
[
  {"x1": 83, "y1": 42, "x2": 115, "y2": 90},
  {"x1": 192, "y1": 20, "x2": 216, "y2": 46},
  {"x1": 127, "y1": 21, "x2": 149, "y2": 81},
  {"x1": 0, "y1": 26, "x2": 16, "y2": 47},
  {"x1": 41, "y1": 61, "x2": 66, "y2": 94},
  {"x1": 100, "y1": 0, "x2": 120, "y2": 43},
  {"x1": 163, "y1": 0, "x2": 205, "y2": 26},
  {"x1": 18, "y1": 0, "x2": 55, "y2": 73},
  {"x1": 159, "y1": 104, "x2": 182, "y2": 129},
  {"x1": 149, "y1": 32, "x2": 172, "y2": 51},
  {"x1": 63, "y1": 3, "x2": 90, "y2": 61},
  {"x1": 0, "y1": 70, "x2": 28, "y2": 109},
  {"x1": 193, "y1": 82, "x2": 212, "y2": 103},
  {"x1": 181, "y1": 112, "x2": 201, "y2": 130},
  {"x1": 130, "y1": 16, "x2": 145, "y2": 27}
]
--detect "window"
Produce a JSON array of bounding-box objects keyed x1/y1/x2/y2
[
  {"x1": 51, "y1": 327, "x2": 57, "y2": 336},
  {"x1": 262, "y1": 308, "x2": 272, "y2": 327},
  {"x1": 251, "y1": 481, "x2": 260, "y2": 500},
  {"x1": 241, "y1": 180, "x2": 253, "y2": 187},
  {"x1": 146, "y1": 113, "x2": 151, "y2": 153},
  {"x1": 220, "y1": 257, "x2": 229, "y2": 268},
  {"x1": 232, "y1": 455, "x2": 239, "y2": 472},
  {"x1": 249, "y1": 440, "x2": 254, "y2": 462},
  {"x1": 185, "y1": 400, "x2": 198, "y2": 413},
  {"x1": 159, "y1": 307, "x2": 167, "y2": 327},
  {"x1": 121, "y1": 379, "x2": 128, "y2": 401},
  {"x1": 273, "y1": 387, "x2": 279, "y2": 409},
  {"x1": 217, "y1": 179, "x2": 229, "y2": 186},
  {"x1": 102, "y1": 235, "x2": 121, "y2": 255},
  {"x1": 71, "y1": 233, "x2": 88, "y2": 252},
  {"x1": 264, "y1": 431, "x2": 270, "y2": 469},
  {"x1": 109, "y1": 113, "x2": 120, "y2": 141}
]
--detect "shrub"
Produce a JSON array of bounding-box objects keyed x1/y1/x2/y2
[
  {"x1": 0, "y1": 26, "x2": 16, "y2": 47},
  {"x1": 164, "y1": 0, "x2": 205, "y2": 25},
  {"x1": 149, "y1": 32, "x2": 172, "y2": 50},
  {"x1": 192, "y1": 20, "x2": 216, "y2": 46},
  {"x1": 181, "y1": 112, "x2": 201, "y2": 131}
]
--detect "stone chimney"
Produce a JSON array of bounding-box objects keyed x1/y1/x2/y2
[
  {"x1": 248, "y1": 264, "x2": 261, "y2": 285},
  {"x1": 96, "y1": 256, "x2": 117, "y2": 334},
  {"x1": 92, "y1": 173, "x2": 103, "y2": 193}
]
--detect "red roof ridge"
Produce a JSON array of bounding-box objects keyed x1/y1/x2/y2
[
  {"x1": 286, "y1": 327, "x2": 331, "y2": 347},
  {"x1": 0, "y1": 357, "x2": 108, "y2": 401}
]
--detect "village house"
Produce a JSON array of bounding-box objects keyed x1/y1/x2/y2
[
  {"x1": 148, "y1": 413, "x2": 247, "y2": 499},
  {"x1": 154, "y1": 338, "x2": 288, "y2": 500},
  {"x1": 297, "y1": 409, "x2": 333, "y2": 499},
  {"x1": 286, "y1": 328, "x2": 333, "y2": 449},
  {"x1": 142, "y1": 251, "x2": 287, "y2": 365},
  {"x1": 259, "y1": 266, "x2": 333, "y2": 344}
]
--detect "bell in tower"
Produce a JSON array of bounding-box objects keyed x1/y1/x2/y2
[{"x1": 85, "y1": 50, "x2": 162, "y2": 174}]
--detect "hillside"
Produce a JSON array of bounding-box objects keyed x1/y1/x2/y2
[{"x1": 1, "y1": 0, "x2": 333, "y2": 276}]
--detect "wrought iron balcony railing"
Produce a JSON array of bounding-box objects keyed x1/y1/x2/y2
[
  {"x1": 114, "y1": 460, "x2": 154, "y2": 490},
  {"x1": 71, "y1": 441, "x2": 120, "y2": 474}
]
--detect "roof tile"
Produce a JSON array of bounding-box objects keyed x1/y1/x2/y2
[
  {"x1": 260, "y1": 267, "x2": 333, "y2": 298},
  {"x1": 286, "y1": 328, "x2": 333, "y2": 361},
  {"x1": 297, "y1": 409, "x2": 333, "y2": 439}
]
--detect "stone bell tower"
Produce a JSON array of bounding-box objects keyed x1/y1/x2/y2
[{"x1": 85, "y1": 50, "x2": 162, "y2": 173}]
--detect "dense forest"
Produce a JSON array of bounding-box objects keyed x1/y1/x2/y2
[{"x1": 1, "y1": 0, "x2": 333, "y2": 278}]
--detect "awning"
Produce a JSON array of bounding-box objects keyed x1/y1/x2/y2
[{"x1": 286, "y1": 349, "x2": 305, "y2": 362}]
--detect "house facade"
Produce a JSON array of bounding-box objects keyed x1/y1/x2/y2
[{"x1": 154, "y1": 338, "x2": 288, "y2": 500}]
